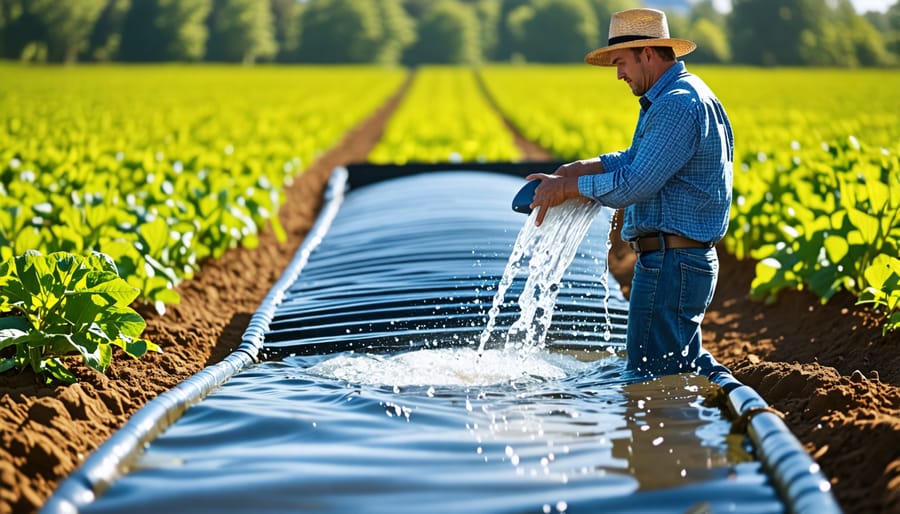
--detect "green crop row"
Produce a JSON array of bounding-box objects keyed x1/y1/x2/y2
[
  {"x1": 729, "y1": 137, "x2": 900, "y2": 332},
  {"x1": 369, "y1": 66, "x2": 521, "y2": 164},
  {"x1": 479, "y1": 65, "x2": 900, "y2": 331},
  {"x1": 479, "y1": 65, "x2": 637, "y2": 161},
  {"x1": 0, "y1": 64, "x2": 407, "y2": 314}
]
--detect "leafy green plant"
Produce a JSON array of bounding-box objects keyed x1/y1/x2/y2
[
  {"x1": 736, "y1": 138, "x2": 900, "y2": 332},
  {"x1": 857, "y1": 254, "x2": 900, "y2": 335},
  {"x1": 1, "y1": 64, "x2": 407, "y2": 312},
  {"x1": 0, "y1": 250, "x2": 159, "y2": 383}
]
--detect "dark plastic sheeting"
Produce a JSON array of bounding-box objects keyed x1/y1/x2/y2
[
  {"x1": 42, "y1": 164, "x2": 841, "y2": 514},
  {"x1": 263, "y1": 167, "x2": 628, "y2": 358}
]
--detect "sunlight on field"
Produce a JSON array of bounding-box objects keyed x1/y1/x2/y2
[{"x1": 1, "y1": 63, "x2": 898, "y2": 332}]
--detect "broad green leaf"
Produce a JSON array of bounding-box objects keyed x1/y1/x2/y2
[
  {"x1": 0, "y1": 276, "x2": 30, "y2": 309},
  {"x1": 100, "y1": 307, "x2": 147, "y2": 340},
  {"x1": 13, "y1": 228, "x2": 42, "y2": 256},
  {"x1": 139, "y1": 217, "x2": 170, "y2": 255},
  {"x1": 52, "y1": 252, "x2": 86, "y2": 295},
  {"x1": 823, "y1": 235, "x2": 849, "y2": 264},
  {"x1": 120, "y1": 336, "x2": 159, "y2": 359},
  {"x1": 88, "y1": 251, "x2": 119, "y2": 275},
  {"x1": 70, "y1": 331, "x2": 104, "y2": 370},
  {"x1": 15, "y1": 252, "x2": 47, "y2": 297},
  {"x1": 846, "y1": 207, "x2": 879, "y2": 244},
  {"x1": 865, "y1": 174, "x2": 890, "y2": 212},
  {"x1": 84, "y1": 275, "x2": 140, "y2": 306},
  {"x1": 863, "y1": 254, "x2": 900, "y2": 290},
  {"x1": 61, "y1": 293, "x2": 107, "y2": 328},
  {"x1": 0, "y1": 248, "x2": 155, "y2": 382}
]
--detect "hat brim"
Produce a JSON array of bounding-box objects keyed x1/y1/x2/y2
[{"x1": 585, "y1": 38, "x2": 696, "y2": 66}]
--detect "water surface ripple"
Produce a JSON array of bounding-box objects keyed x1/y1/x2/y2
[{"x1": 83, "y1": 354, "x2": 782, "y2": 514}]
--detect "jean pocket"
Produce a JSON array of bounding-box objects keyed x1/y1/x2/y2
[
  {"x1": 674, "y1": 248, "x2": 718, "y2": 274},
  {"x1": 678, "y1": 260, "x2": 717, "y2": 326},
  {"x1": 636, "y1": 250, "x2": 663, "y2": 272}
]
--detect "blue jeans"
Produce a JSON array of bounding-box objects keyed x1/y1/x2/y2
[{"x1": 625, "y1": 245, "x2": 730, "y2": 378}]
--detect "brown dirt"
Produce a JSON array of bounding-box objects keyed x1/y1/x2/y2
[{"x1": 2, "y1": 74, "x2": 899, "y2": 514}]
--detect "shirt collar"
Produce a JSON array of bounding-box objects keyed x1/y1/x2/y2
[{"x1": 638, "y1": 61, "x2": 686, "y2": 111}]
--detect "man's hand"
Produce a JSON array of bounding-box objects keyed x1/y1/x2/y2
[
  {"x1": 553, "y1": 157, "x2": 604, "y2": 178},
  {"x1": 524, "y1": 173, "x2": 581, "y2": 226}
]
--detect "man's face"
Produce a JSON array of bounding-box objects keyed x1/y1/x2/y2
[{"x1": 609, "y1": 48, "x2": 650, "y2": 97}]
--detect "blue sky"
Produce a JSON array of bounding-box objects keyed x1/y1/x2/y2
[
  {"x1": 848, "y1": 0, "x2": 895, "y2": 12},
  {"x1": 710, "y1": 0, "x2": 894, "y2": 13}
]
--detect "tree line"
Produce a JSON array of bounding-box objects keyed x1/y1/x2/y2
[{"x1": 1, "y1": 0, "x2": 898, "y2": 66}]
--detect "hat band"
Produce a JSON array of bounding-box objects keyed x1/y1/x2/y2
[{"x1": 608, "y1": 34, "x2": 659, "y2": 46}]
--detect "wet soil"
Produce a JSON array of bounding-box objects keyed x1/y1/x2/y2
[{"x1": 2, "y1": 75, "x2": 898, "y2": 514}]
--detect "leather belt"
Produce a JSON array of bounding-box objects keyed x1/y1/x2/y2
[{"x1": 627, "y1": 233, "x2": 712, "y2": 253}]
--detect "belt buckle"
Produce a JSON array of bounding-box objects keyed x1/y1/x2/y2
[{"x1": 628, "y1": 240, "x2": 641, "y2": 253}]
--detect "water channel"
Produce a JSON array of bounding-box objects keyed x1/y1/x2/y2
[{"x1": 44, "y1": 168, "x2": 837, "y2": 514}]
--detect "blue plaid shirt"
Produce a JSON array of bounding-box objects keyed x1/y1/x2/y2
[{"x1": 577, "y1": 62, "x2": 734, "y2": 244}]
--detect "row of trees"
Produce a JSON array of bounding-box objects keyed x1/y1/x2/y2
[{"x1": 1, "y1": 0, "x2": 898, "y2": 66}]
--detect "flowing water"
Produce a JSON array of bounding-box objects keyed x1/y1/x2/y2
[
  {"x1": 74, "y1": 171, "x2": 784, "y2": 513},
  {"x1": 477, "y1": 200, "x2": 607, "y2": 356},
  {"x1": 307, "y1": 197, "x2": 606, "y2": 387}
]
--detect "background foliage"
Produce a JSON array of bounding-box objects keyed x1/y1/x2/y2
[{"x1": 0, "y1": 0, "x2": 897, "y2": 66}]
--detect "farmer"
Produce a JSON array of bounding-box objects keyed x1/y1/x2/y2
[{"x1": 526, "y1": 8, "x2": 734, "y2": 378}]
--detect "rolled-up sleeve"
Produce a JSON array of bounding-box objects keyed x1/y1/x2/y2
[{"x1": 576, "y1": 95, "x2": 699, "y2": 209}]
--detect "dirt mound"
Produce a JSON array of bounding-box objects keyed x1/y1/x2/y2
[{"x1": 700, "y1": 251, "x2": 900, "y2": 514}]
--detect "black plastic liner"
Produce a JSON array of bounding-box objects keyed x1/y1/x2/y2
[{"x1": 42, "y1": 163, "x2": 841, "y2": 514}]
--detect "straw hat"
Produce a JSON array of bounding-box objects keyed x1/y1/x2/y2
[{"x1": 585, "y1": 8, "x2": 696, "y2": 66}]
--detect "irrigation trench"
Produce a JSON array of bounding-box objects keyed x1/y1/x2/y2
[{"x1": 43, "y1": 71, "x2": 839, "y2": 513}]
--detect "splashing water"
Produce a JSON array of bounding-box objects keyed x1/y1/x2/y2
[
  {"x1": 477, "y1": 199, "x2": 606, "y2": 356},
  {"x1": 600, "y1": 210, "x2": 618, "y2": 342},
  {"x1": 307, "y1": 346, "x2": 590, "y2": 387},
  {"x1": 309, "y1": 197, "x2": 609, "y2": 387}
]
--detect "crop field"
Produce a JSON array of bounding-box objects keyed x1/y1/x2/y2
[
  {"x1": 1, "y1": 63, "x2": 899, "y2": 381},
  {"x1": 0, "y1": 64, "x2": 406, "y2": 306},
  {"x1": 370, "y1": 66, "x2": 521, "y2": 163},
  {"x1": 0, "y1": 64, "x2": 406, "y2": 380}
]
